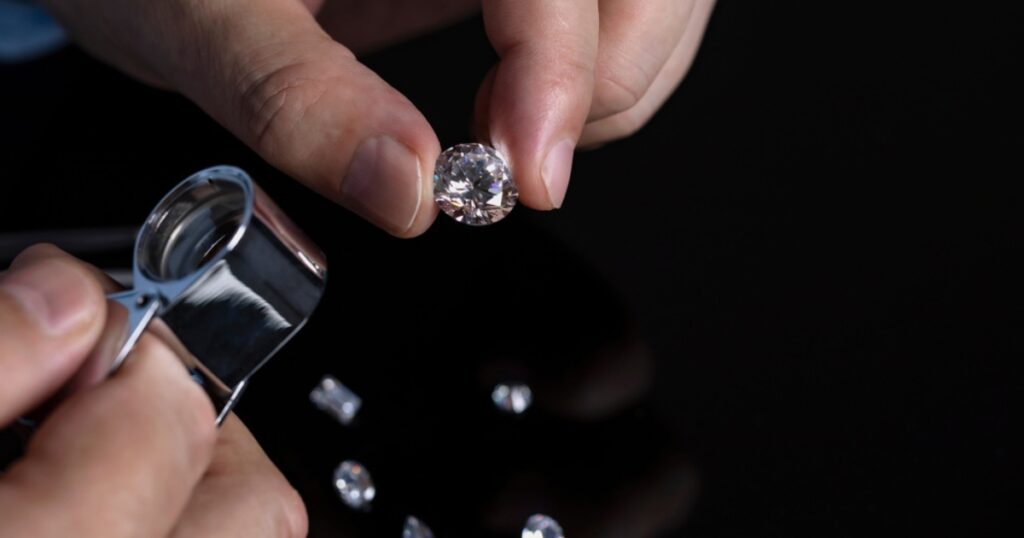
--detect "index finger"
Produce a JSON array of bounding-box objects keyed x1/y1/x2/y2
[
  {"x1": 0, "y1": 335, "x2": 217, "y2": 538},
  {"x1": 478, "y1": 0, "x2": 600, "y2": 209},
  {"x1": 170, "y1": 415, "x2": 308, "y2": 537}
]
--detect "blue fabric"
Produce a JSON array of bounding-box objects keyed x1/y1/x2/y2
[{"x1": 0, "y1": 0, "x2": 67, "y2": 63}]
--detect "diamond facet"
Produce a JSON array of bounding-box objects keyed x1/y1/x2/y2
[
  {"x1": 310, "y1": 375, "x2": 362, "y2": 425},
  {"x1": 433, "y1": 143, "x2": 517, "y2": 225},
  {"x1": 522, "y1": 514, "x2": 564, "y2": 538},
  {"x1": 334, "y1": 460, "x2": 375, "y2": 510},
  {"x1": 492, "y1": 383, "x2": 533, "y2": 414},
  {"x1": 403, "y1": 515, "x2": 435, "y2": 538}
]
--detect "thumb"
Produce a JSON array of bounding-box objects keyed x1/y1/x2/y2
[
  {"x1": 0, "y1": 245, "x2": 106, "y2": 425},
  {"x1": 46, "y1": 0, "x2": 441, "y2": 237}
]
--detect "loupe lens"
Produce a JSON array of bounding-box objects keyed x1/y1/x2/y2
[{"x1": 138, "y1": 178, "x2": 247, "y2": 281}]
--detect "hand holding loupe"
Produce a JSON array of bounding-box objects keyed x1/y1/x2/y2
[{"x1": 103, "y1": 166, "x2": 327, "y2": 423}]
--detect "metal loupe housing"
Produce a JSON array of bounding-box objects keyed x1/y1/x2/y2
[{"x1": 108, "y1": 166, "x2": 327, "y2": 423}]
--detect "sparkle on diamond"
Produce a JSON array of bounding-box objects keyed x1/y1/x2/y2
[
  {"x1": 403, "y1": 515, "x2": 435, "y2": 538},
  {"x1": 522, "y1": 514, "x2": 565, "y2": 538},
  {"x1": 309, "y1": 375, "x2": 361, "y2": 425},
  {"x1": 492, "y1": 383, "x2": 533, "y2": 414},
  {"x1": 433, "y1": 143, "x2": 518, "y2": 226},
  {"x1": 334, "y1": 460, "x2": 375, "y2": 510}
]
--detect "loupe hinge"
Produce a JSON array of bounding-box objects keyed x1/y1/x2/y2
[
  {"x1": 102, "y1": 166, "x2": 327, "y2": 426},
  {"x1": 106, "y1": 290, "x2": 161, "y2": 373}
]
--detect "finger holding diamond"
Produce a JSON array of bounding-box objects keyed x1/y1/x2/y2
[
  {"x1": 478, "y1": 0, "x2": 600, "y2": 210},
  {"x1": 434, "y1": 143, "x2": 518, "y2": 225},
  {"x1": 587, "y1": 0, "x2": 698, "y2": 121},
  {"x1": 581, "y1": 0, "x2": 717, "y2": 147},
  {"x1": 39, "y1": 0, "x2": 442, "y2": 238}
]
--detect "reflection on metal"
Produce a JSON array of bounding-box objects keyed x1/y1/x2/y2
[
  {"x1": 107, "y1": 166, "x2": 327, "y2": 423},
  {"x1": 186, "y1": 265, "x2": 291, "y2": 332}
]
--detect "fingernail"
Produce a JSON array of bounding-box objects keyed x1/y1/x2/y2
[
  {"x1": 1, "y1": 261, "x2": 94, "y2": 334},
  {"x1": 542, "y1": 138, "x2": 575, "y2": 208},
  {"x1": 341, "y1": 135, "x2": 423, "y2": 234}
]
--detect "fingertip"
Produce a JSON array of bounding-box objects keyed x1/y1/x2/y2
[
  {"x1": 339, "y1": 129, "x2": 440, "y2": 238},
  {"x1": 491, "y1": 135, "x2": 565, "y2": 211},
  {"x1": 395, "y1": 130, "x2": 441, "y2": 238},
  {"x1": 182, "y1": 10, "x2": 441, "y2": 238},
  {"x1": 541, "y1": 138, "x2": 575, "y2": 209},
  {"x1": 280, "y1": 484, "x2": 310, "y2": 538},
  {"x1": 397, "y1": 190, "x2": 440, "y2": 239},
  {"x1": 479, "y1": 0, "x2": 597, "y2": 212},
  {"x1": 1, "y1": 247, "x2": 106, "y2": 340},
  {"x1": 9, "y1": 243, "x2": 66, "y2": 268}
]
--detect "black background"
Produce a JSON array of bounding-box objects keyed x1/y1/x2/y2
[{"x1": 1, "y1": 2, "x2": 1020, "y2": 536}]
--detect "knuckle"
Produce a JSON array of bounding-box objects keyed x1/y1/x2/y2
[
  {"x1": 277, "y1": 484, "x2": 309, "y2": 538},
  {"x1": 246, "y1": 472, "x2": 308, "y2": 538},
  {"x1": 243, "y1": 64, "x2": 324, "y2": 159},
  {"x1": 555, "y1": 49, "x2": 596, "y2": 90},
  {"x1": 183, "y1": 394, "x2": 218, "y2": 459},
  {"x1": 593, "y1": 70, "x2": 646, "y2": 117},
  {"x1": 236, "y1": 47, "x2": 352, "y2": 161},
  {"x1": 518, "y1": 41, "x2": 595, "y2": 93},
  {"x1": 131, "y1": 334, "x2": 217, "y2": 456},
  {"x1": 176, "y1": 385, "x2": 218, "y2": 460},
  {"x1": 0, "y1": 251, "x2": 103, "y2": 335},
  {"x1": 613, "y1": 107, "x2": 653, "y2": 139},
  {"x1": 593, "y1": 54, "x2": 653, "y2": 117},
  {"x1": 583, "y1": 106, "x2": 655, "y2": 147},
  {"x1": 13, "y1": 242, "x2": 64, "y2": 262}
]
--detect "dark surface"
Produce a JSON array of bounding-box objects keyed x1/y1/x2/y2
[{"x1": 1, "y1": 2, "x2": 1020, "y2": 536}]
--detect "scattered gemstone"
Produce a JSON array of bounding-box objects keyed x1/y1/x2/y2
[
  {"x1": 433, "y1": 143, "x2": 518, "y2": 226},
  {"x1": 403, "y1": 515, "x2": 435, "y2": 538},
  {"x1": 334, "y1": 460, "x2": 375, "y2": 510},
  {"x1": 492, "y1": 383, "x2": 533, "y2": 414},
  {"x1": 310, "y1": 375, "x2": 362, "y2": 425},
  {"x1": 522, "y1": 514, "x2": 564, "y2": 538}
]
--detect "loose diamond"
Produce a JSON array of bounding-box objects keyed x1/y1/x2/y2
[
  {"x1": 310, "y1": 375, "x2": 361, "y2": 425},
  {"x1": 492, "y1": 383, "x2": 533, "y2": 414},
  {"x1": 433, "y1": 143, "x2": 518, "y2": 225},
  {"x1": 522, "y1": 514, "x2": 564, "y2": 538},
  {"x1": 334, "y1": 460, "x2": 375, "y2": 510},
  {"x1": 403, "y1": 515, "x2": 435, "y2": 538}
]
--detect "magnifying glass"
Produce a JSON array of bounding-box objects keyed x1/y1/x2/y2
[{"x1": 104, "y1": 166, "x2": 327, "y2": 423}]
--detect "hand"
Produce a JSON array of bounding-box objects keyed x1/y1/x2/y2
[
  {"x1": 39, "y1": 0, "x2": 714, "y2": 236},
  {"x1": 0, "y1": 245, "x2": 307, "y2": 538}
]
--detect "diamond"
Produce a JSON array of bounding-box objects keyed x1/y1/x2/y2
[
  {"x1": 334, "y1": 460, "x2": 375, "y2": 510},
  {"x1": 310, "y1": 375, "x2": 361, "y2": 425},
  {"x1": 492, "y1": 383, "x2": 533, "y2": 414},
  {"x1": 433, "y1": 143, "x2": 518, "y2": 225},
  {"x1": 403, "y1": 515, "x2": 435, "y2": 538},
  {"x1": 522, "y1": 514, "x2": 564, "y2": 538}
]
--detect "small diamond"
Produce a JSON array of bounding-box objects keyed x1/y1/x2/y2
[
  {"x1": 310, "y1": 375, "x2": 362, "y2": 425},
  {"x1": 334, "y1": 460, "x2": 375, "y2": 510},
  {"x1": 492, "y1": 383, "x2": 533, "y2": 414},
  {"x1": 434, "y1": 143, "x2": 518, "y2": 225},
  {"x1": 403, "y1": 515, "x2": 435, "y2": 538},
  {"x1": 522, "y1": 514, "x2": 564, "y2": 538}
]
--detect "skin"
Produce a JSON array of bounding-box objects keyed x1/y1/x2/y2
[
  {"x1": 38, "y1": 0, "x2": 716, "y2": 237},
  {"x1": 0, "y1": 245, "x2": 307, "y2": 538},
  {"x1": 4, "y1": 1, "x2": 716, "y2": 535}
]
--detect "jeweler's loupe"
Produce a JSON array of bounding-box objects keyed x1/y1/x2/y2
[{"x1": 106, "y1": 166, "x2": 327, "y2": 423}]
